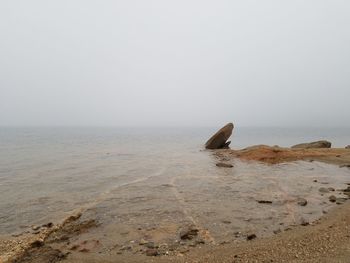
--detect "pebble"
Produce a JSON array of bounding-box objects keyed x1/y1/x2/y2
[
  {"x1": 329, "y1": 195, "x2": 337, "y2": 202},
  {"x1": 179, "y1": 226, "x2": 199, "y2": 240},
  {"x1": 336, "y1": 198, "x2": 347, "y2": 205},
  {"x1": 319, "y1": 187, "x2": 329, "y2": 193},
  {"x1": 145, "y1": 248, "x2": 159, "y2": 256},
  {"x1": 216, "y1": 163, "x2": 234, "y2": 168},
  {"x1": 297, "y1": 198, "x2": 308, "y2": 206},
  {"x1": 246, "y1": 234, "x2": 257, "y2": 240}
]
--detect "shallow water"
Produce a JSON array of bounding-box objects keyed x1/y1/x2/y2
[{"x1": 0, "y1": 127, "x2": 350, "y2": 248}]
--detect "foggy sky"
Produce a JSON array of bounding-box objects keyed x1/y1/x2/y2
[{"x1": 1, "y1": 1, "x2": 349, "y2": 127}]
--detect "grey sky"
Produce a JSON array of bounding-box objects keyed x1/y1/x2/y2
[{"x1": 1, "y1": 1, "x2": 349, "y2": 127}]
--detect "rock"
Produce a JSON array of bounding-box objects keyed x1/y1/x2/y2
[
  {"x1": 273, "y1": 229, "x2": 281, "y2": 234},
  {"x1": 31, "y1": 225, "x2": 40, "y2": 231},
  {"x1": 346, "y1": 145, "x2": 350, "y2": 149},
  {"x1": 297, "y1": 198, "x2": 308, "y2": 206},
  {"x1": 42, "y1": 222, "x2": 53, "y2": 228},
  {"x1": 343, "y1": 186, "x2": 350, "y2": 193},
  {"x1": 179, "y1": 226, "x2": 199, "y2": 240},
  {"x1": 246, "y1": 234, "x2": 256, "y2": 240},
  {"x1": 31, "y1": 240, "x2": 44, "y2": 248},
  {"x1": 291, "y1": 140, "x2": 332, "y2": 149},
  {"x1": 216, "y1": 162, "x2": 234, "y2": 168},
  {"x1": 300, "y1": 218, "x2": 309, "y2": 226},
  {"x1": 139, "y1": 239, "x2": 148, "y2": 245},
  {"x1": 336, "y1": 198, "x2": 347, "y2": 205},
  {"x1": 221, "y1": 220, "x2": 231, "y2": 224},
  {"x1": 205, "y1": 123, "x2": 234, "y2": 149},
  {"x1": 145, "y1": 242, "x2": 157, "y2": 249},
  {"x1": 340, "y1": 164, "x2": 350, "y2": 168},
  {"x1": 221, "y1": 141, "x2": 231, "y2": 149},
  {"x1": 257, "y1": 200, "x2": 273, "y2": 204},
  {"x1": 319, "y1": 187, "x2": 329, "y2": 193},
  {"x1": 329, "y1": 195, "x2": 337, "y2": 202},
  {"x1": 145, "y1": 248, "x2": 159, "y2": 256},
  {"x1": 328, "y1": 187, "x2": 335, "y2": 192}
]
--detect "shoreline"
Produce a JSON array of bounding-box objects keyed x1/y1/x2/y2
[{"x1": 1, "y1": 146, "x2": 350, "y2": 263}]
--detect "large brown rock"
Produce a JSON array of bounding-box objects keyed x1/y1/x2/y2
[
  {"x1": 291, "y1": 140, "x2": 331, "y2": 149},
  {"x1": 205, "y1": 123, "x2": 234, "y2": 149}
]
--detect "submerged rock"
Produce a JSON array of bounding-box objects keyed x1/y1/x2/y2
[
  {"x1": 205, "y1": 123, "x2": 234, "y2": 149},
  {"x1": 319, "y1": 187, "x2": 330, "y2": 193},
  {"x1": 216, "y1": 162, "x2": 234, "y2": 168},
  {"x1": 329, "y1": 195, "x2": 337, "y2": 202},
  {"x1": 297, "y1": 198, "x2": 308, "y2": 206},
  {"x1": 291, "y1": 140, "x2": 331, "y2": 149}
]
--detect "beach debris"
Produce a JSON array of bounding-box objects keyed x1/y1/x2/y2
[
  {"x1": 246, "y1": 233, "x2": 257, "y2": 240},
  {"x1": 291, "y1": 140, "x2": 332, "y2": 149},
  {"x1": 297, "y1": 198, "x2": 308, "y2": 206},
  {"x1": 205, "y1": 123, "x2": 234, "y2": 149},
  {"x1": 329, "y1": 195, "x2": 337, "y2": 202},
  {"x1": 257, "y1": 200, "x2": 273, "y2": 204},
  {"x1": 179, "y1": 225, "x2": 199, "y2": 240},
  {"x1": 216, "y1": 162, "x2": 234, "y2": 168}
]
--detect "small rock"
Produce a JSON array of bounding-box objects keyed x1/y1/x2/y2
[
  {"x1": 273, "y1": 229, "x2": 281, "y2": 234},
  {"x1": 216, "y1": 163, "x2": 234, "y2": 168},
  {"x1": 179, "y1": 226, "x2": 199, "y2": 240},
  {"x1": 221, "y1": 220, "x2": 231, "y2": 224},
  {"x1": 328, "y1": 187, "x2": 335, "y2": 192},
  {"x1": 195, "y1": 239, "x2": 205, "y2": 245},
  {"x1": 343, "y1": 186, "x2": 350, "y2": 193},
  {"x1": 145, "y1": 248, "x2": 159, "y2": 256},
  {"x1": 145, "y1": 242, "x2": 157, "y2": 249},
  {"x1": 319, "y1": 187, "x2": 329, "y2": 193},
  {"x1": 139, "y1": 239, "x2": 148, "y2": 245},
  {"x1": 246, "y1": 234, "x2": 256, "y2": 240},
  {"x1": 300, "y1": 218, "x2": 309, "y2": 226},
  {"x1": 31, "y1": 240, "x2": 44, "y2": 248},
  {"x1": 336, "y1": 198, "x2": 347, "y2": 205},
  {"x1": 340, "y1": 164, "x2": 350, "y2": 168},
  {"x1": 297, "y1": 198, "x2": 308, "y2": 206},
  {"x1": 313, "y1": 179, "x2": 318, "y2": 182},
  {"x1": 31, "y1": 225, "x2": 40, "y2": 231},
  {"x1": 257, "y1": 200, "x2": 273, "y2": 204},
  {"x1": 291, "y1": 140, "x2": 331, "y2": 149},
  {"x1": 329, "y1": 195, "x2": 337, "y2": 202},
  {"x1": 42, "y1": 222, "x2": 53, "y2": 228}
]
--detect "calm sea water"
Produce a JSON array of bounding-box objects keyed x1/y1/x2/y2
[{"x1": 0, "y1": 126, "x2": 349, "y2": 238}]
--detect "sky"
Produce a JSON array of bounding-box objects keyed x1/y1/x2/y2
[{"x1": 0, "y1": 0, "x2": 349, "y2": 127}]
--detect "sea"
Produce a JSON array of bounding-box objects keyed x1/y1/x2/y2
[{"x1": 1, "y1": 126, "x2": 350, "y2": 242}]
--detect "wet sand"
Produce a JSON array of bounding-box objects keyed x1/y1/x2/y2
[{"x1": 1, "y1": 147, "x2": 350, "y2": 263}]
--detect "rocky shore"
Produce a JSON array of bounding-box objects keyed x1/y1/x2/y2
[{"x1": 1, "y1": 124, "x2": 350, "y2": 263}]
